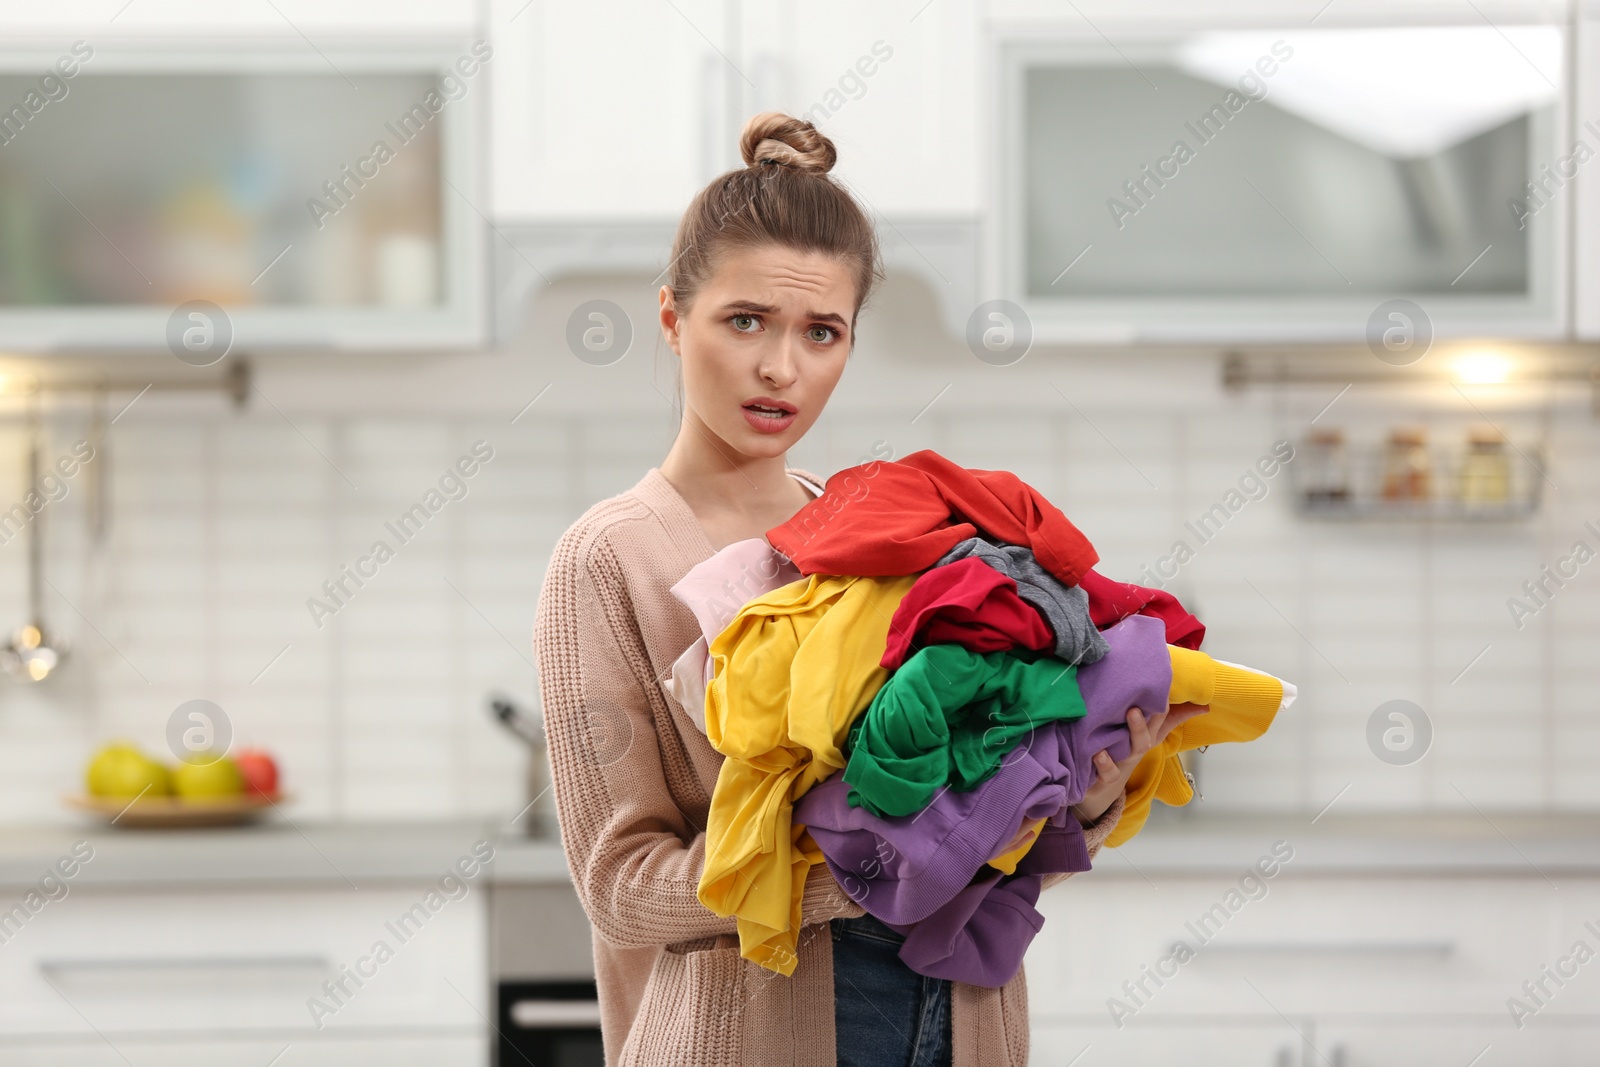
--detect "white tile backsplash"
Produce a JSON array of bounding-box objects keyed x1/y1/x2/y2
[{"x1": 0, "y1": 374, "x2": 1594, "y2": 828}]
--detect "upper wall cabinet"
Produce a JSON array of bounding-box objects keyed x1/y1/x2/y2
[
  {"x1": 738, "y1": 0, "x2": 980, "y2": 218},
  {"x1": 0, "y1": 31, "x2": 488, "y2": 351},
  {"x1": 1574, "y1": 0, "x2": 1600, "y2": 339},
  {"x1": 0, "y1": 1, "x2": 479, "y2": 34},
  {"x1": 485, "y1": 0, "x2": 985, "y2": 339},
  {"x1": 986, "y1": 0, "x2": 1573, "y2": 343},
  {"x1": 489, "y1": 0, "x2": 731, "y2": 220},
  {"x1": 489, "y1": 0, "x2": 981, "y2": 220}
]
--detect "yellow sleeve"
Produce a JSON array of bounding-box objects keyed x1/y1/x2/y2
[
  {"x1": 1106, "y1": 646, "x2": 1287, "y2": 848},
  {"x1": 985, "y1": 816, "x2": 1046, "y2": 875}
]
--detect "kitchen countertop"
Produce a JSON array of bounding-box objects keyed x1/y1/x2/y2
[
  {"x1": 0, "y1": 819, "x2": 571, "y2": 889},
  {"x1": 3, "y1": 809, "x2": 1599, "y2": 889},
  {"x1": 1107, "y1": 806, "x2": 1600, "y2": 876}
]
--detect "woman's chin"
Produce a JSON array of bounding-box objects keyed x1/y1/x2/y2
[
  {"x1": 730, "y1": 421, "x2": 799, "y2": 455},
  {"x1": 738, "y1": 436, "x2": 792, "y2": 460}
]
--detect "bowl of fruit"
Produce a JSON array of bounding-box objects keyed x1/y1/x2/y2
[{"x1": 67, "y1": 742, "x2": 285, "y2": 828}]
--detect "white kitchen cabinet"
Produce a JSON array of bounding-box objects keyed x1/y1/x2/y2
[
  {"x1": 485, "y1": 0, "x2": 986, "y2": 339},
  {"x1": 0, "y1": 1036, "x2": 485, "y2": 1067},
  {"x1": 488, "y1": 0, "x2": 729, "y2": 220},
  {"x1": 1029, "y1": 870, "x2": 1600, "y2": 1066},
  {"x1": 488, "y1": 0, "x2": 982, "y2": 220},
  {"x1": 0, "y1": 885, "x2": 486, "y2": 1059},
  {"x1": 0, "y1": 36, "x2": 489, "y2": 350},
  {"x1": 1031, "y1": 874, "x2": 1591, "y2": 1017},
  {"x1": 1032, "y1": 1019, "x2": 1304, "y2": 1066},
  {"x1": 1316, "y1": 1020, "x2": 1600, "y2": 1067},
  {"x1": 1033, "y1": 1017, "x2": 1600, "y2": 1067},
  {"x1": 0, "y1": 0, "x2": 478, "y2": 35},
  {"x1": 736, "y1": 0, "x2": 981, "y2": 217},
  {"x1": 1574, "y1": 0, "x2": 1600, "y2": 340},
  {"x1": 983, "y1": 0, "x2": 1567, "y2": 31},
  {"x1": 985, "y1": 2, "x2": 1570, "y2": 343}
]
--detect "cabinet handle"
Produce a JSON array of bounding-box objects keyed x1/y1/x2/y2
[
  {"x1": 1192, "y1": 940, "x2": 1456, "y2": 957},
  {"x1": 41, "y1": 955, "x2": 329, "y2": 976},
  {"x1": 508, "y1": 999, "x2": 603, "y2": 1028}
]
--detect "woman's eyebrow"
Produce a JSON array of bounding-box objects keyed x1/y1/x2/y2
[{"x1": 721, "y1": 301, "x2": 848, "y2": 329}]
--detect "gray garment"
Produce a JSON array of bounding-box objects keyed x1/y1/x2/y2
[{"x1": 932, "y1": 537, "x2": 1110, "y2": 667}]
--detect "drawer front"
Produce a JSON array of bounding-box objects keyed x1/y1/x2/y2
[
  {"x1": 0, "y1": 1036, "x2": 485, "y2": 1066},
  {"x1": 1033, "y1": 1019, "x2": 1600, "y2": 1067},
  {"x1": 1321, "y1": 1020, "x2": 1600, "y2": 1067},
  {"x1": 1033, "y1": 1020, "x2": 1303, "y2": 1067},
  {"x1": 0, "y1": 886, "x2": 486, "y2": 1036},
  {"x1": 1029, "y1": 872, "x2": 1600, "y2": 1018}
]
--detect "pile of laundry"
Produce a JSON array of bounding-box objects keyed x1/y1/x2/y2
[{"x1": 663, "y1": 450, "x2": 1296, "y2": 987}]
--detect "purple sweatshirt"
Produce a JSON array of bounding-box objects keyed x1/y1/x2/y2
[{"x1": 795, "y1": 614, "x2": 1172, "y2": 987}]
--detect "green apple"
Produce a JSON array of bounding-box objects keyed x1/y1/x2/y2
[
  {"x1": 85, "y1": 743, "x2": 171, "y2": 798},
  {"x1": 171, "y1": 753, "x2": 244, "y2": 799}
]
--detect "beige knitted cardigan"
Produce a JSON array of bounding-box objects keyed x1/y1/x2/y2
[{"x1": 532, "y1": 464, "x2": 1125, "y2": 1067}]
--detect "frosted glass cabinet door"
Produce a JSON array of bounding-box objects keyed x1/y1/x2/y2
[
  {"x1": 0, "y1": 41, "x2": 487, "y2": 350},
  {"x1": 996, "y1": 23, "x2": 1567, "y2": 342}
]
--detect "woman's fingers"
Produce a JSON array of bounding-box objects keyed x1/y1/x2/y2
[
  {"x1": 1154, "y1": 702, "x2": 1210, "y2": 745},
  {"x1": 1144, "y1": 708, "x2": 1175, "y2": 747},
  {"x1": 1086, "y1": 701, "x2": 1209, "y2": 808},
  {"x1": 999, "y1": 819, "x2": 1034, "y2": 854},
  {"x1": 1128, "y1": 705, "x2": 1170, "y2": 756},
  {"x1": 1126, "y1": 706, "x2": 1149, "y2": 752}
]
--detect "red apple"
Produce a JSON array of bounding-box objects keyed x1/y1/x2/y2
[{"x1": 233, "y1": 748, "x2": 279, "y2": 797}]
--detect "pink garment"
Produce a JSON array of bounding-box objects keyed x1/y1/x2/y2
[
  {"x1": 662, "y1": 474, "x2": 823, "y2": 729},
  {"x1": 663, "y1": 538, "x2": 804, "y2": 731}
]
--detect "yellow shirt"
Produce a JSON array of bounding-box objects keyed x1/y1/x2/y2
[
  {"x1": 1107, "y1": 646, "x2": 1287, "y2": 847},
  {"x1": 697, "y1": 571, "x2": 916, "y2": 974}
]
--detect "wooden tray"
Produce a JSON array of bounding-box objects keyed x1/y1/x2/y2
[{"x1": 64, "y1": 792, "x2": 288, "y2": 828}]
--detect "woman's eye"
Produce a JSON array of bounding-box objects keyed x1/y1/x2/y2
[
  {"x1": 731, "y1": 314, "x2": 758, "y2": 332},
  {"x1": 808, "y1": 325, "x2": 837, "y2": 344}
]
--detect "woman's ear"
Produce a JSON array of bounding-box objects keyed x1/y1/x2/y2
[{"x1": 659, "y1": 285, "x2": 683, "y2": 357}]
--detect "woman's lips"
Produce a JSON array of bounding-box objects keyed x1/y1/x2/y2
[{"x1": 742, "y1": 403, "x2": 797, "y2": 434}]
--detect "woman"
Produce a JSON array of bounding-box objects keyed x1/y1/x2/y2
[{"x1": 532, "y1": 111, "x2": 1202, "y2": 1067}]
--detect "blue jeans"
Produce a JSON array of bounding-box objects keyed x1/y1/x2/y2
[{"x1": 831, "y1": 913, "x2": 952, "y2": 1067}]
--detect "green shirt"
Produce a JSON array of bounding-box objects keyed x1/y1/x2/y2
[{"x1": 842, "y1": 643, "x2": 1088, "y2": 818}]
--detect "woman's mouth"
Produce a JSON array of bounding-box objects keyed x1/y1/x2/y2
[{"x1": 742, "y1": 400, "x2": 797, "y2": 434}]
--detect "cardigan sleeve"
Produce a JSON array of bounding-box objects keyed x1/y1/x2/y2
[
  {"x1": 534, "y1": 525, "x2": 860, "y2": 952},
  {"x1": 1040, "y1": 791, "x2": 1125, "y2": 892}
]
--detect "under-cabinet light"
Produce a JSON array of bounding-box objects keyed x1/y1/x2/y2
[{"x1": 1453, "y1": 350, "x2": 1512, "y2": 385}]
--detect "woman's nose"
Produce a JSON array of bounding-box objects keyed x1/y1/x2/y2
[{"x1": 758, "y1": 337, "x2": 800, "y2": 387}]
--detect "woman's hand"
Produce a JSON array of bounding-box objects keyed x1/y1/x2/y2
[
  {"x1": 994, "y1": 816, "x2": 1040, "y2": 858},
  {"x1": 1070, "y1": 702, "x2": 1210, "y2": 825}
]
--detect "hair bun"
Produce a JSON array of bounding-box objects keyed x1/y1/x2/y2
[{"x1": 739, "y1": 111, "x2": 837, "y2": 175}]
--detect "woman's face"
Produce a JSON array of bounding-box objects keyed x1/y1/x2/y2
[{"x1": 660, "y1": 243, "x2": 856, "y2": 461}]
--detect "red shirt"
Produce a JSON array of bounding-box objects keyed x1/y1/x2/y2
[
  {"x1": 881, "y1": 556, "x2": 1054, "y2": 670},
  {"x1": 767, "y1": 449, "x2": 1205, "y2": 650},
  {"x1": 767, "y1": 449, "x2": 1099, "y2": 587}
]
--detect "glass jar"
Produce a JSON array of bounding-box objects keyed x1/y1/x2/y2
[
  {"x1": 1381, "y1": 427, "x2": 1432, "y2": 501},
  {"x1": 1459, "y1": 424, "x2": 1511, "y2": 506},
  {"x1": 1301, "y1": 428, "x2": 1350, "y2": 506}
]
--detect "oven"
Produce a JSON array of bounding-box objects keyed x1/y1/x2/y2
[{"x1": 495, "y1": 979, "x2": 604, "y2": 1067}]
